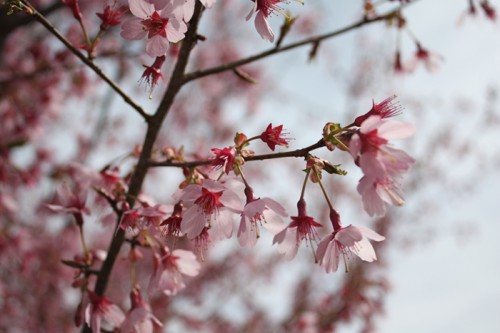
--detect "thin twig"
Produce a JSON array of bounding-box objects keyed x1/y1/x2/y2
[
  {"x1": 183, "y1": 13, "x2": 393, "y2": 83},
  {"x1": 147, "y1": 139, "x2": 325, "y2": 168},
  {"x1": 19, "y1": 0, "x2": 151, "y2": 121}
]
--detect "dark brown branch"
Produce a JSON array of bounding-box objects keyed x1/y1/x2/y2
[
  {"x1": 183, "y1": 13, "x2": 392, "y2": 83},
  {"x1": 18, "y1": 0, "x2": 150, "y2": 121},
  {"x1": 82, "y1": 5, "x2": 205, "y2": 333},
  {"x1": 147, "y1": 139, "x2": 326, "y2": 168}
]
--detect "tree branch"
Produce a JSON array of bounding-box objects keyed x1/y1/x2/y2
[
  {"x1": 183, "y1": 10, "x2": 397, "y2": 83},
  {"x1": 147, "y1": 139, "x2": 326, "y2": 168},
  {"x1": 81, "y1": 4, "x2": 205, "y2": 332},
  {"x1": 18, "y1": 0, "x2": 151, "y2": 121}
]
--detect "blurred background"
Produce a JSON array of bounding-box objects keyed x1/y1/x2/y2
[{"x1": 0, "y1": 0, "x2": 499, "y2": 332}]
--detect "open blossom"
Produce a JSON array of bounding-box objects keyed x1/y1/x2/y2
[
  {"x1": 148, "y1": 247, "x2": 201, "y2": 296},
  {"x1": 350, "y1": 115, "x2": 415, "y2": 178},
  {"x1": 237, "y1": 186, "x2": 287, "y2": 247},
  {"x1": 174, "y1": 0, "x2": 216, "y2": 22},
  {"x1": 350, "y1": 115, "x2": 415, "y2": 216},
  {"x1": 210, "y1": 146, "x2": 237, "y2": 175},
  {"x1": 85, "y1": 292, "x2": 125, "y2": 333},
  {"x1": 121, "y1": 287, "x2": 162, "y2": 333},
  {"x1": 406, "y1": 43, "x2": 442, "y2": 73},
  {"x1": 260, "y1": 123, "x2": 290, "y2": 150},
  {"x1": 357, "y1": 175, "x2": 405, "y2": 217},
  {"x1": 179, "y1": 179, "x2": 243, "y2": 239},
  {"x1": 353, "y1": 95, "x2": 403, "y2": 127},
  {"x1": 121, "y1": 0, "x2": 187, "y2": 57},
  {"x1": 120, "y1": 204, "x2": 170, "y2": 231},
  {"x1": 46, "y1": 183, "x2": 90, "y2": 226},
  {"x1": 316, "y1": 224, "x2": 385, "y2": 273},
  {"x1": 246, "y1": 0, "x2": 289, "y2": 42},
  {"x1": 273, "y1": 199, "x2": 322, "y2": 260}
]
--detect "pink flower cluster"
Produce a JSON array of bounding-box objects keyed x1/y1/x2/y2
[{"x1": 350, "y1": 98, "x2": 415, "y2": 217}]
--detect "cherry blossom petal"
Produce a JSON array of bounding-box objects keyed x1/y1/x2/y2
[
  {"x1": 359, "y1": 115, "x2": 383, "y2": 134},
  {"x1": 335, "y1": 225, "x2": 363, "y2": 246},
  {"x1": 200, "y1": 0, "x2": 216, "y2": 8},
  {"x1": 273, "y1": 227, "x2": 299, "y2": 260},
  {"x1": 146, "y1": 35, "x2": 168, "y2": 57},
  {"x1": 129, "y1": 0, "x2": 154, "y2": 19},
  {"x1": 254, "y1": 11, "x2": 274, "y2": 42},
  {"x1": 121, "y1": 19, "x2": 147, "y2": 40},
  {"x1": 173, "y1": 249, "x2": 200, "y2": 276},
  {"x1": 166, "y1": 19, "x2": 187, "y2": 43},
  {"x1": 317, "y1": 235, "x2": 339, "y2": 273},
  {"x1": 181, "y1": 206, "x2": 206, "y2": 238},
  {"x1": 378, "y1": 120, "x2": 416, "y2": 140},
  {"x1": 262, "y1": 197, "x2": 288, "y2": 217},
  {"x1": 246, "y1": 1, "x2": 258, "y2": 21},
  {"x1": 237, "y1": 215, "x2": 258, "y2": 247}
]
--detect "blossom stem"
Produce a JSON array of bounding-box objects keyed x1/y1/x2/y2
[
  {"x1": 88, "y1": 29, "x2": 104, "y2": 59},
  {"x1": 130, "y1": 260, "x2": 137, "y2": 286},
  {"x1": 243, "y1": 135, "x2": 261, "y2": 144},
  {"x1": 78, "y1": 19, "x2": 91, "y2": 50},
  {"x1": 300, "y1": 169, "x2": 311, "y2": 200},
  {"x1": 313, "y1": 167, "x2": 335, "y2": 211},
  {"x1": 78, "y1": 224, "x2": 89, "y2": 258},
  {"x1": 236, "y1": 164, "x2": 250, "y2": 188}
]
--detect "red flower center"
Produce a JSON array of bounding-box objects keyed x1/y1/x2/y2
[
  {"x1": 142, "y1": 11, "x2": 168, "y2": 38},
  {"x1": 194, "y1": 188, "x2": 224, "y2": 215}
]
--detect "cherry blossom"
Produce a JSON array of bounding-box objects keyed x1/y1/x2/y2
[
  {"x1": 316, "y1": 224, "x2": 385, "y2": 273},
  {"x1": 45, "y1": 183, "x2": 90, "y2": 226},
  {"x1": 237, "y1": 186, "x2": 287, "y2": 247},
  {"x1": 179, "y1": 179, "x2": 243, "y2": 239},
  {"x1": 140, "y1": 55, "x2": 166, "y2": 96},
  {"x1": 357, "y1": 174, "x2": 406, "y2": 217},
  {"x1": 121, "y1": 287, "x2": 162, "y2": 333},
  {"x1": 148, "y1": 247, "x2": 201, "y2": 296},
  {"x1": 273, "y1": 199, "x2": 322, "y2": 260},
  {"x1": 210, "y1": 146, "x2": 237, "y2": 175},
  {"x1": 406, "y1": 43, "x2": 443, "y2": 73},
  {"x1": 96, "y1": 4, "x2": 123, "y2": 30},
  {"x1": 85, "y1": 292, "x2": 125, "y2": 333},
  {"x1": 120, "y1": 204, "x2": 170, "y2": 231},
  {"x1": 260, "y1": 123, "x2": 290, "y2": 150},
  {"x1": 350, "y1": 115, "x2": 415, "y2": 178},
  {"x1": 121, "y1": 0, "x2": 187, "y2": 57},
  {"x1": 353, "y1": 95, "x2": 403, "y2": 127},
  {"x1": 246, "y1": 0, "x2": 291, "y2": 42}
]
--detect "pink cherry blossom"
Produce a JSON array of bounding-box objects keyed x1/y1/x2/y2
[
  {"x1": 237, "y1": 187, "x2": 287, "y2": 247},
  {"x1": 316, "y1": 225, "x2": 385, "y2": 273},
  {"x1": 210, "y1": 146, "x2": 237, "y2": 175},
  {"x1": 121, "y1": 287, "x2": 162, "y2": 333},
  {"x1": 406, "y1": 43, "x2": 443, "y2": 73},
  {"x1": 140, "y1": 55, "x2": 166, "y2": 96},
  {"x1": 353, "y1": 95, "x2": 403, "y2": 127},
  {"x1": 260, "y1": 123, "x2": 291, "y2": 150},
  {"x1": 148, "y1": 247, "x2": 201, "y2": 296},
  {"x1": 350, "y1": 115, "x2": 415, "y2": 216},
  {"x1": 179, "y1": 179, "x2": 243, "y2": 239},
  {"x1": 96, "y1": 4, "x2": 123, "y2": 30},
  {"x1": 350, "y1": 115, "x2": 415, "y2": 178},
  {"x1": 120, "y1": 204, "x2": 170, "y2": 231},
  {"x1": 85, "y1": 292, "x2": 125, "y2": 333},
  {"x1": 246, "y1": 0, "x2": 287, "y2": 42},
  {"x1": 357, "y1": 174, "x2": 406, "y2": 217},
  {"x1": 45, "y1": 183, "x2": 90, "y2": 225},
  {"x1": 273, "y1": 199, "x2": 322, "y2": 260},
  {"x1": 121, "y1": 0, "x2": 187, "y2": 57}
]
